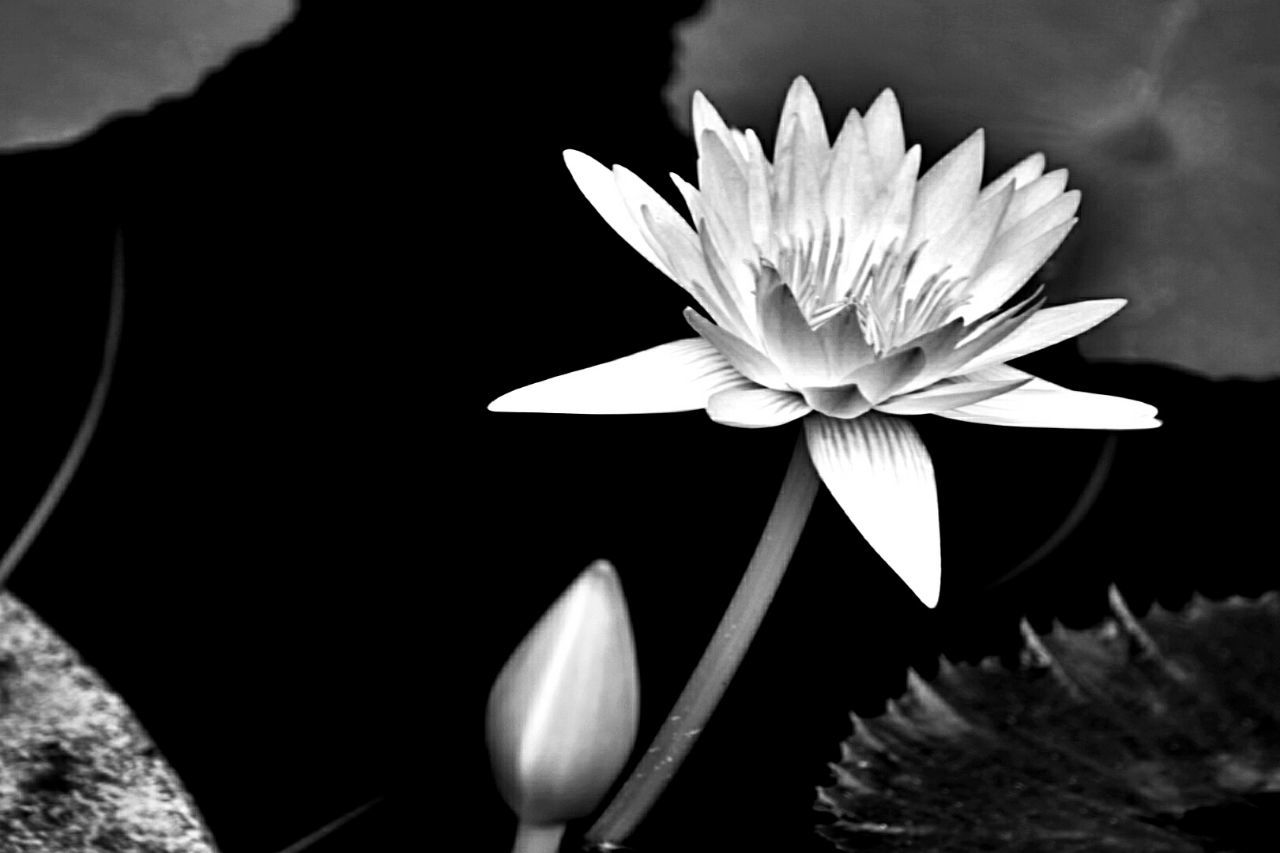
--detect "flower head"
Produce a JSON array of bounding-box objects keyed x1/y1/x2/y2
[
  {"x1": 490, "y1": 78, "x2": 1158, "y2": 607},
  {"x1": 487, "y1": 560, "x2": 640, "y2": 825}
]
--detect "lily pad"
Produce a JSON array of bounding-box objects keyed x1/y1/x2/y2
[
  {"x1": 0, "y1": 590, "x2": 216, "y2": 852},
  {"x1": 0, "y1": 0, "x2": 294, "y2": 150},
  {"x1": 818, "y1": 589, "x2": 1280, "y2": 851}
]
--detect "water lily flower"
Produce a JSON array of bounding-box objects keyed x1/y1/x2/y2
[
  {"x1": 489, "y1": 77, "x2": 1159, "y2": 608},
  {"x1": 487, "y1": 560, "x2": 640, "y2": 842}
]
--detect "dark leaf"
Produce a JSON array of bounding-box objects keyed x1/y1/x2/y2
[{"x1": 818, "y1": 589, "x2": 1280, "y2": 852}]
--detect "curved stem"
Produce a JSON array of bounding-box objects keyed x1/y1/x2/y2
[
  {"x1": 985, "y1": 434, "x2": 1117, "y2": 591},
  {"x1": 586, "y1": 431, "x2": 820, "y2": 847},
  {"x1": 513, "y1": 821, "x2": 566, "y2": 853},
  {"x1": 0, "y1": 232, "x2": 124, "y2": 590}
]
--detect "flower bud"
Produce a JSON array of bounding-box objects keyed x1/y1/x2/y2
[{"x1": 487, "y1": 560, "x2": 640, "y2": 825}]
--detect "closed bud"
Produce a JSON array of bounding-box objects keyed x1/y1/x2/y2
[{"x1": 487, "y1": 560, "x2": 640, "y2": 825}]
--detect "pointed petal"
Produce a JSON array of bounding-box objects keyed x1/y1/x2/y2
[
  {"x1": 876, "y1": 145, "x2": 922, "y2": 254},
  {"x1": 978, "y1": 152, "x2": 1045, "y2": 203},
  {"x1": 999, "y1": 169, "x2": 1070, "y2": 234},
  {"x1": 692, "y1": 91, "x2": 741, "y2": 167},
  {"x1": 739, "y1": 128, "x2": 774, "y2": 247},
  {"x1": 684, "y1": 307, "x2": 786, "y2": 389},
  {"x1": 776, "y1": 76, "x2": 829, "y2": 156},
  {"x1": 985, "y1": 189, "x2": 1080, "y2": 268},
  {"x1": 801, "y1": 385, "x2": 873, "y2": 419},
  {"x1": 863, "y1": 89, "x2": 906, "y2": 187},
  {"x1": 956, "y1": 299, "x2": 1127, "y2": 375},
  {"x1": 959, "y1": 219, "x2": 1075, "y2": 322},
  {"x1": 488, "y1": 338, "x2": 750, "y2": 414},
  {"x1": 805, "y1": 413, "x2": 941, "y2": 607},
  {"x1": 909, "y1": 181, "x2": 1013, "y2": 296},
  {"x1": 876, "y1": 378, "x2": 1030, "y2": 415},
  {"x1": 563, "y1": 150, "x2": 674, "y2": 278},
  {"x1": 669, "y1": 172, "x2": 703, "y2": 223},
  {"x1": 697, "y1": 130, "x2": 753, "y2": 252},
  {"x1": 776, "y1": 122, "x2": 825, "y2": 240},
  {"x1": 848, "y1": 146, "x2": 921, "y2": 270},
  {"x1": 841, "y1": 347, "x2": 927, "y2": 403},
  {"x1": 757, "y1": 269, "x2": 830, "y2": 386},
  {"x1": 936, "y1": 365, "x2": 1160, "y2": 429},
  {"x1": 824, "y1": 110, "x2": 876, "y2": 247},
  {"x1": 707, "y1": 386, "x2": 811, "y2": 428},
  {"x1": 908, "y1": 129, "x2": 985, "y2": 250},
  {"x1": 814, "y1": 305, "x2": 877, "y2": 377}
]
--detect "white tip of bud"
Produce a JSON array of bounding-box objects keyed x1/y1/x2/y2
[{"x1": 487, "y1": 560, "x2": 640, "y2": 825}]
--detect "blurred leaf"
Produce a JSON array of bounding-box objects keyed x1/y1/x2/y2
[
  {"x1": 0, "y1": 591, "x2": 216, "y2": 852},
  {"x1": 818, "y1": 589, "x2": 1280, "y2": 851},
  {"x1": 0, "y1": 0, "x2": 293, "y2": 150},
  {"x1": 669, "y1": 0, "x2": 1280, "y2": 378}
]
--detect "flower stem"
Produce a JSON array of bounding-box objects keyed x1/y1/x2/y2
[
  {"x1": 513, "y1": 821, "x2": 566, "y2": 853},
  {"x1": 585, "y1": 431, "x2": 820, "y2": 847}
]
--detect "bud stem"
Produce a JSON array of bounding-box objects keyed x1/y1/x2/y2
[
  {"x1": 586, "y1": 431, "x2": 820, "y2": 847},
  {"x1": 513, "y1": 821, "x2": 566, "y2": 853}
]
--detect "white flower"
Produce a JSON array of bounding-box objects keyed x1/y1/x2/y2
[{"x1": 489, "y1": 77, "x2": 1159, "y2": 608}]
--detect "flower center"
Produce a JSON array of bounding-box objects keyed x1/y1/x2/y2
[{"x1": 768, "y1": 225, "x2": 972, "y2": 354}]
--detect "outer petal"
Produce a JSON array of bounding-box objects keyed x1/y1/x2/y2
[
  {"x1": 958, "y1": 219, "x2": 1075, "y2": 322},
  {"x1": 876, "y1": 378, "x2": 1030, "y2": 415},
  {"x1": 488, "y1": 338, "x2": 751, "y2": 414},
  {"x1": 956, "y1": 298, "x2": 1127, "y2": 375},
  {"x1": 863, "y1": 89, "x2": 906, "y2": 187},
  {"x1": 978, "y1": 152, "x2": 1045, "y2": 203},
  {"x1": 907, "y1": 129, "x2": 985, "y2": 252},
  {"x1": 707, "y1": 386, "x2": 811, "y2": 428},
  {"x1": 684, "y1": 307, "x2": 787, "y2": 390},
  {"x1": 804, "y1": 413, "x2": 941, "y2": 607},
  {"x1": 935, "y1": 365, "x2": 1161, "y2": 429},
  {"x1": 563, "y1": 150, "x2": 674, "y2": 279}
]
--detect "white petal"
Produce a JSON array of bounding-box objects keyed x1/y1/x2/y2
[
  {"x1": 908, "y1": 129, "x2": 985, "y2": 251},
  {"x1": 863, "y1": 89, "x2": 906, "y2": 187},
  {"x1": 957, "y1": 299, "x2": 1127, "y2": 375},
  {"x1": 959, "y1": 219, "x2": 1076, "y2": 322},
  {"x1": 697, "y1": 130, "x2": 754, "y2": 254},
  {"x1": 907, "y1": 181, "x2": 1012, "y2": 297},
  {"x1": 563, "y1": 150, "x2": 673, "y2": 279},
  {"x1": 775, "y1": 76, "x2": 829, "y2": 159},
  {"x1": 488, "y1": 338, "x2": 751, "y2": 414},
  {"x1": 739, "y1": 128, "x2": 774, "y2": 247},
  {"x1": 804, "y1": 413, "x2": 941, "y2": 607},
  {"x1": 824, "y1": 110, "x2": 876, "y2": 246},
  {"x1": 984, "y1": 189, "x2": 1080, "y2": 267},
  {"x1": 999, "y1": 169, "x2": 1070, "y2": 234},
  {"x1": 848, "y1": 145, "x2": 921, "y2": 271},
  {"x1": 935, "y1": 365, "x2": 1160, "y2": 429},
  {"x1": 775, "y1": 121, "x2": 825, "y2": 241},
  {"x1": 978, "y1": 152, "x2": 1045, "y2": 202},
  {"x1": 876, "y1": 378, "x2": 1029, "y2": 415},
  {"x1": 692, "y1": 91, "x2": 743, "y2": 169},
  {"x1": 684, "y1": 307, "x2": 786, "y2": 389},
  {"x1": 707, "y1": 386, "x2": 811, "y2": 428}
]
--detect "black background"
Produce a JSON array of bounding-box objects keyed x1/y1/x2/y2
[{"x1": 0, "y1": 2, "x2": 1275, "y2": 851}]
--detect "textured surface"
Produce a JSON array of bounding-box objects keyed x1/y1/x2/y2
[
  {"x1": 0, "y1": 591, "x2": 216, "y2": 852},
  {"x1": 818, "y1": 590, "x2": 1280, "y2": 851}
]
